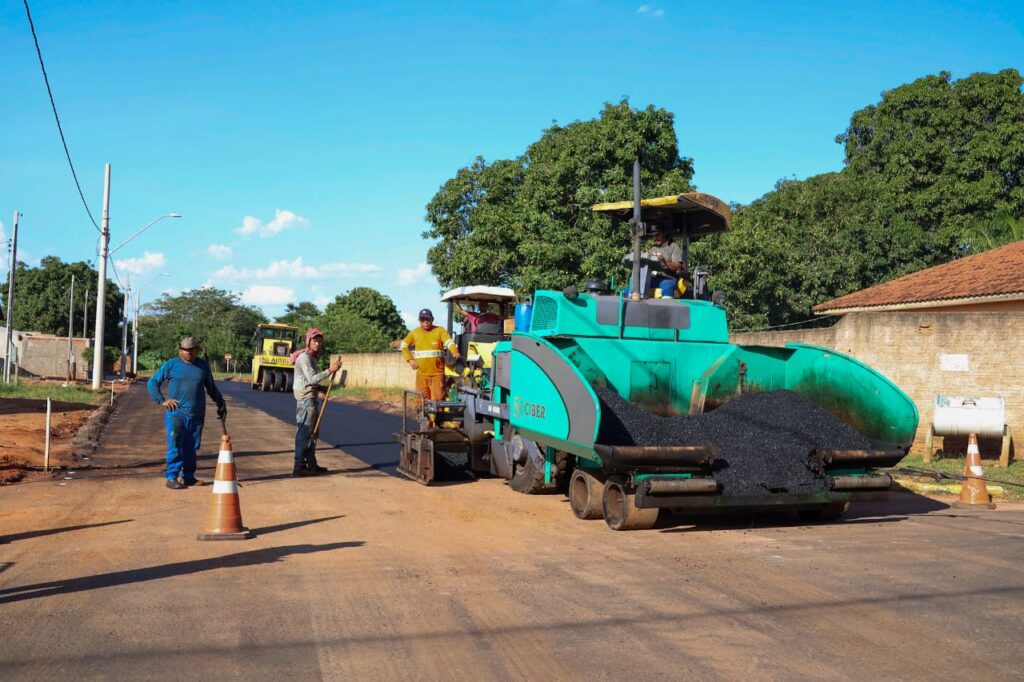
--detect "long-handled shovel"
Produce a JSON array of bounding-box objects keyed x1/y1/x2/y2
[{"x1": 308, "y1": 369, "x2": 338, "y2": 450}]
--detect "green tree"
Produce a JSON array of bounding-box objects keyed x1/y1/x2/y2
[
  {"x1": 961, "y1": 212, "x2": 1024, "y2": 253},
  {"x1": 424, "y1": 99, "x2": 694, "y2": 294},
  {"x1": 275, "y1": 301, "x2": 321, "y2": 339},
  {"x1": 137, "y1": 288, "x2": 266, "y2": 371},
  {"x1": 0, "y1": 256, "x2": 123, "y2": 346},
  {"x1": 329, "y1": 287, "x2": 406, "y2": 340},
  {"x1": 697, "y1": 69, "x2": 1024, "y2": 329},
  {"x1": 316, "y1": 287, "x2": 405, "y2": 353}
]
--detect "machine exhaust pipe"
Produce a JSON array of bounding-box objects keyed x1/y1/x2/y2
[
  {"x1": 827, "y1": 473, "x2": 893, "y2": 490},
  {"x1": 811, "y1": 448, "x2": 907, "y2": 470},
  {"x1": 594, "y1": 443, "x2": 716, "y2": 471},
  {"x1": 644, "y1": 478, "x2": 719, "y2": 495}
]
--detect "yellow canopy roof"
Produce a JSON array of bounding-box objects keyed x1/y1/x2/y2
[{"x1": 592, "y1": 192, "x2": 731, "y2": 238}]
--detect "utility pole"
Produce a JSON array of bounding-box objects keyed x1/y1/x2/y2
[
  {"x1": 120, "y1": 276, "x2": 130, "y2": 379},
  {"x1": 91, "y1": 164, "x2": 110, "y2": 390},
  {"x1": 67, "y1": 273, "x2": 76, "y2": 381},
  {"x1": 83, "y1": 286, "x2": 89, "y2": 340},
  {"x1": 4, "y1": 210, "x2": 19, "y2": 383},
  {"x1": 132, "y1": 290, "x2": 140, "y2": 374}
]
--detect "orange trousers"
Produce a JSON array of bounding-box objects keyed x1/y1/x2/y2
[{"x1": 415, "y1": 373, "x2": 445, "y2": 401}]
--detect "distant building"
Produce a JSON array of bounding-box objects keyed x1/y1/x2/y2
[{"x1": 732, "y1": 240, "x2": 1024, "y2": 456}]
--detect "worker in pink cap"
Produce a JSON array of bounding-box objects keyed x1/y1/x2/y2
[{"x1": 290, "y1": 327, "x2": 340, "y2": 476}]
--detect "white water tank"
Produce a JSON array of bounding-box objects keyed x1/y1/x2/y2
[{"x1": 932, "y1": 396, "x2": 1005, "y2": 438}]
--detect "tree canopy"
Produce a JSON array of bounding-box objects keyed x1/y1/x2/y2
[
  {"x1": 695, "y1": 69, "x2": 1024, "y2": 329},
  {"x1": 0, "y1": 256, "x2": 124, "y2": 346},
  {"x1": 424, "y1": 100, "x2": 694, "y2": 294},
  {"x1": 318, "y1": 287, "x2": 406, "y2": 353},
  {"x1": 136, "y1": 288, "x2": 266, "y2": 370}
]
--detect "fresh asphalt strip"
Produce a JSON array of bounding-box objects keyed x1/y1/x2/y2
[{"x1": 217, "y1": 381, "x2": 403, "y2": 476}]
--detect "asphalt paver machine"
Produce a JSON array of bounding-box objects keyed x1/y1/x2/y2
[{"x1": 395, "y1": 162, "x2": 919, "y2": 529}]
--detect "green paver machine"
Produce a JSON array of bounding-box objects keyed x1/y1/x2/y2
[{"x1": 396, "y1": 162, "x2": 919, "y2": 529}]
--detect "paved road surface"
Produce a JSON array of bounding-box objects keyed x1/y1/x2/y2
[{"x1": 1, "y1": 381, "x2": 1023, "y2": 680}]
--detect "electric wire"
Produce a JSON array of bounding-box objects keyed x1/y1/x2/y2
[
  {"x1": 732, "y1": 314, "x2": 839, "y2": 333},
  {"x1": 23, "y1": 0, "x2": 101, "y2": 233}
]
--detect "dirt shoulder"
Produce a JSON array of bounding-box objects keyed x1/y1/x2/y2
[{"x1": 0, "y1": 380, "x2": 131, "y2": 484}]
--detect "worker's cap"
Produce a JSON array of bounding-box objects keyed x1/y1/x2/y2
[
  {"x1": 179, "y1": 336, "x2": 199, "y2": 350},
  {"x1": 418, "y1": 308, "x2": 434, "y2": 321}
]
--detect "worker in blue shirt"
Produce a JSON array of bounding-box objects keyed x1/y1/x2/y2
[{"x1": 146, "y1": 336, "x2": 227, "y2": 489}]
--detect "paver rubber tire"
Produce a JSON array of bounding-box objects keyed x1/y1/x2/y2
[
  {"x1": 260, "y1": 370, "x2": 272, "y2": 391},
  {"x1": 275, "y1": 370, "x2": 286, "y2": 392},
  {"x1": 602, "y1": 475, "x2": 659, "y2": 531},
  {"x1": 285, "y1": 370, "x2": 294, "y2": 393},
  {"x1": 509, "y1": 448, "x2": 547, "y2": 494},
  {"x1": 796, "y1": 502, "x2": 849, "y2": 523},
  {"x1": 569, "y1": 469, "x2": 604, "y2": 520}
]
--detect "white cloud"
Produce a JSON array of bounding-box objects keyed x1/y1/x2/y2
[
  {"x1": 397, "y1": 262, "x2": 432, "y2": 285},
  {"x1": 310, "y1": 284, "x2": 332, "y2": 307},
  {"x1": 115, "y1": 251, "x2": 166, "y2": 275},
  {"x1": 400, "y1": 309, "x2": 417, "y2": 328},
  {"x1": 637, "y1": 4, "x2": 664, "y2": 16},
  {"x1": 234, "y1": 209, "x2": 309, "y2": 238},
  {"x1": 207, "y1": 243, "x2": 232, "y2": 259},
  {"x1": 241, "y1": 285, "x2": 296, "y2": 305},
  {"x1": 212, "y1": 257, "x2": 381, "y2": 281}
]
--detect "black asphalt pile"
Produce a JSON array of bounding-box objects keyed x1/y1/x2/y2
[{"x1": 595, "y1": 387, "x2": 872, "y2": 495}]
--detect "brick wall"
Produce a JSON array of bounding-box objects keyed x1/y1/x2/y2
[
  {"x1": 0, "y1": 329, "x2": 93, "y2": 380},
  {"x1": 732, "y1": 311, "x2": 1023, "y2": 456}
]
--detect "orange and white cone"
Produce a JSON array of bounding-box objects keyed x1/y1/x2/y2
[
  {"x1": 953, "y1": 433, "x2": 996, "y2": 510},
  {"x1": 197, "y1": 434, "x2": 252, "y2": 540}
]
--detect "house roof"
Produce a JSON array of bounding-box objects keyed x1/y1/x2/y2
[{"x1": 814, "y1": 240, "x2": 1024, "y2": 313}]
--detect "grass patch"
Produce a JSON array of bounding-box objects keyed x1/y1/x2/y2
[
  {"x1": 896, "y1": 454, "x2": 1024, "y2": 501},
  {"x1": 0, "y1": 381, "x2": 104, "y2": 405},
  {"x1": 329, "y1": 385, "x2": 406, "y2": 405}
]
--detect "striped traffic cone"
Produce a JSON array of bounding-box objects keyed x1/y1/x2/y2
[
  {"x1": 197, "y1": 434, "x2": 252, "y2": 540},
  {"x1": 953, "y1": 433, "x2": 996, "y2": 510}
]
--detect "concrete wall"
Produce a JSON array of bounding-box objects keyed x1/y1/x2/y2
[
  {"x1": 732, "y1": 311, "x2": 1024, "y2": 455},
  {"x1": 332, "y1": 352, "x2": 415, "y2": 390},
  {"x1": 0, "y1": 327, "x2": 93, "y2": 380}
]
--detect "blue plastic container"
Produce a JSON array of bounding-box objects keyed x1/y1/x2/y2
[{"x1": 514, "y1": 302, "x2": 533, "y2": 332}]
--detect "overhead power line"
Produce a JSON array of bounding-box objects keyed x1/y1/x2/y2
[{"x1": 23, "y1": 0, "x2": 101, "y2": 233}]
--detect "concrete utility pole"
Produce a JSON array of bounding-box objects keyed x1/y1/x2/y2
[
  {"x1": 67, "y1": 273, "x2": 76, "y2": 381},
  {"x1": 120, "y1": 277, "x2": 130, "y2": 379},
  {"x1": 83, "y1": 286, "x2": 89, "y2": 341},
  {"x1": 91, "y1": 164, "x2": 111, "y2": 390},
  {"x1": 4, "y1": 210, "x2": 19, "y2": 383}
]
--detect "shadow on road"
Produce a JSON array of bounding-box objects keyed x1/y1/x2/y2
[
  {"x1": 1, "y1": 519, "x2": 133, "y2": 544},
  {"x1": 0, "y1": 542, "x2": 365, "y2": 604},
  {"x1": 250, "y1": 516, "x2": 344, "y2": 536},
  {"x1": 655, "y1": 493, "x2": 950, "y2": 533}
]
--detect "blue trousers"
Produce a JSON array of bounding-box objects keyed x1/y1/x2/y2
[
  {"x1": 165, "y1": 411, "x2": 204, "y2": 481},
  {"x1": 295, "y1": 398, "x2": 320, "y2": 469}
]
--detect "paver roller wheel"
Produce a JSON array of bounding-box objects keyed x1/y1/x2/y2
[
  {"x1": 260, "y1": 370, "x2": 272, "y2": 391},
  {"x1": 602, "y1": 476, "x2": 659, "y2": 531},
  {"x1": 274, "y1": 370, "x2": 286, "y2": 392},
  {"x1": 796, "y1": 502, "x2": 849, "y2": 523},
  {"x1": 569, "y1": 469, "x2": 604, "y2": 520}
]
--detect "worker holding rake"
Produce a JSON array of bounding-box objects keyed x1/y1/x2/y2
[{"x1": 290, "y1": 327, "x2": 340, "y2": 477}]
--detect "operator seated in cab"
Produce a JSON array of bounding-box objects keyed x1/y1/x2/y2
[{"x1": 622, "y1": 223, "x2": 689, "y2": 298}]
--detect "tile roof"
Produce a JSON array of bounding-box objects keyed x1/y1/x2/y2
[{"x1": 814, "y1": 239, "x2": 1024, "y2": 312}]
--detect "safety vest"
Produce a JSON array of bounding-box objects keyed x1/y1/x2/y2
[{"x1": 400, "y1": 326, "x2": 456, "y2": 375}]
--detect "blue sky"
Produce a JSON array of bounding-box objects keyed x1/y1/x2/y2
[{"x1": 1, "y1": 1, "x2": 1021, "y2": 327}]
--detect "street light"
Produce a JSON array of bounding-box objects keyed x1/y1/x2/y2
[
  {"x1": 90, "y1": 168, "x2": 180, "y2": 389},
  {"x1": 132, "y1": 272, "x2": 169, "y2": 373}
]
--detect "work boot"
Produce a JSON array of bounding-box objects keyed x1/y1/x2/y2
[
  {"x1": 184, "y1": 478, "x2": 207, "y2": 487},
  {"x1": 308, "y1": 463, "x2": 329, "y2": 474},
  {"x1": 165, "y1": 478, "x2": 185, "y2": 490},
  {"x1": 292, "y1": 467, "x2": 317, "y2": 477}
]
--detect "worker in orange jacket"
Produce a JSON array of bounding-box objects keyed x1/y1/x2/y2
[{"x1": 401, "y1": 308, "x2": 460, "y2": 401}]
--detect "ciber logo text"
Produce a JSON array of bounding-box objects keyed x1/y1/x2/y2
[{"x1": 514, "y1": 397, "x2": 546, "y2": 419}]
